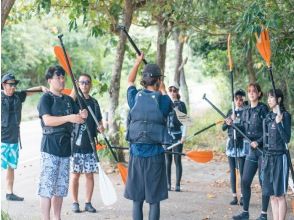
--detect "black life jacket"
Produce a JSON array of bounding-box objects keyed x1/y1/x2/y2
[
  {"x1": 263, "y1": 111, "x2": 289, "y2": 153},
  {"x1": 41, "y1": 92, "x2": 74, "y2": 135},
  {"x1": 242, "y1": 102, "x2": 268, "y2": 141},
  {"x1": 167, "y1": 100, "x2": 186, "y2": 133},
  {"x1": 126, "y1": 90, "x2": 171, "y2": 145},
  {"x1": 1, "y1": 91, "x2": 22, "y2": 128}
]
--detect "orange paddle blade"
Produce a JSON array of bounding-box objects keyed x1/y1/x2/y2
[
  {"x1": 53, "y1": 46, "x2": 72, "y2": 75},
  {"x1": 117, "y1": 163, "x2": 128, "y2": 184},
  {"x1": 96, "y1": 144, "x2": 106, "y2": 151},
  {"x1": 61, "y1": 88, "x2": 72, "y2": 95},
  {"x1": 255, "y1": 29, "x2": 271, "y2": 67},
  {"x1": 186, "y1": 150, "x2": 213, "y2": 163},
  {"x1": 227, "y1": 33, "x2": 233, "y2": 71}
]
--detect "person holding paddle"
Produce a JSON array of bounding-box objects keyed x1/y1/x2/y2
[
  {"x1": 1, "y1": 72, "x2": 48, "y2": 202},
  {"x1": 166, "y1": 84, "x2": 187, "y2": 192},
  {"x1": 124, "y1": 53, "x2": 172, "y2": 220},
  {"x1": 37, "y1": 65, "x2": 87, "y2": 220},
  {"x1": 222, "y1": 89, "x2": 246, "y2": 206},
  {"x1": 69, "y1": 73, "x2": 104, "y2": 213},
  {"x1": 262, "y1": 89, "x2": 291, "y2": 220},
  {"x1": 233, "y1": 83, "x2": 269, "y2": 220}
]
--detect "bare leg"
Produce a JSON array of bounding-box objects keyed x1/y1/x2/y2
[
  {"x1": 40, "y1": 196, "x2": 51, "y2": 220},
  {"x1": 6, "y1": 167, "x2": 14, "y2": 193},
  {"x1": 70, "y1": 173, "x2": 80, "y2": 203},
  {"x1": 277, "y1": 196, "x2": 287, "y2": 220},
  {"x1": 271, "y1": 196, "x2": 279, "y2": 220},
  {"x1": 51, "y1": 196, "x2": 63, "y2": 220},
  {"x1": 85, "y1": 173, "x2": 94, "y2": 203}
]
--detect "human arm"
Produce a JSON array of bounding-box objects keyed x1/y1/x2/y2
[
  {"x1": 25, "y1": 86, "x2": 49, "y2": 96},
  {"x1": 128, "y1": 53, "x2": 144, "y2": 87}
]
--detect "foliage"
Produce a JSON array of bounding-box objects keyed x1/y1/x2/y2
[{"x1": 1, "y1": 210, "x2": 12, "y2": 220}]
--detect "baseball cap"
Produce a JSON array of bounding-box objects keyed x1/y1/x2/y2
[
  {"x1": 1, "y1": 73, "x2": 20, "y2": 84},
  {"x1": 142, "y1": 64, "x2": 162, "y2": 78}
]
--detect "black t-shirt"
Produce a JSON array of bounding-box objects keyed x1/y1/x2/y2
[
  {"x1": 1, "y1": 91, "x2": 27, "y2": 143},
  {"x1": 72, "y1": 97, "x2": 103, "y2": 154},
  {"x1": 37, "y1": 92, "x2": 78, "y2": 157}
]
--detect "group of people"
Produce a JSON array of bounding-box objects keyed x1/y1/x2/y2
[
  {"x1": 223, "y1": 83, "x2": 292, "y2": 220},
  {"x1": 1, "y1": 52, "x2": 292, "y2": 220}
]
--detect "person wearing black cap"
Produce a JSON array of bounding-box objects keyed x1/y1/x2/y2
[
  {"x1": 124, "y1": 53, "x2": 173, "y2": 220},
  {"x1": 37, "y1": 65, "x2": 87, "y2": 220},
  {"x1": 222, "y1": 89, "x2": 246, "y2": 205},
  {"x1": 165, "y1": 84, "x2": 187, "y2": 192},
  {"x1": 1, "y1": 72, "x2": 48, "y2": 201}
]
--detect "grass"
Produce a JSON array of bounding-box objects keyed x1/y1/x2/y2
[{"x1": 1, "y1": 210, "x2": 12, "y2": 220}]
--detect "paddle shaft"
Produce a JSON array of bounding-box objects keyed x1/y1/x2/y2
[
  {"x1": 120, "y1": 26, "x2": 148, "y2": 64},
  {"x1": 58, "y1": 34, "x2": 98, "y2": 163}
]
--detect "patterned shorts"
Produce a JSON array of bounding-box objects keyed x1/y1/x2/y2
[
  {"x1": 70, "y1": 153, "x2": 98, "y2": 173},
  {"x1": 38, "y1": 152, "x2": 70, "y2": 198},
  {"x1": 1, "y1": 142, "x2": 19, "y2": 169}
]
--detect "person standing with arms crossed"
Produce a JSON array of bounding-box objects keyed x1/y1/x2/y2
[
  {"x1": 262, "y1": 89, "x2": 291, "y2": 220},
  {"x1": 165, "y1": 84, "x2": 187, "y2": 192},
  {"x1": 124, "y1": 53, "x2": 173, "y2": 220},
  {"x1": 1, "y1": 72, "x2": 48, "y2": 201},
  {"x1": 37, "y1": 65, "x2": 87, "y2": 220},
  {"x1": 70, "y1": 73, "x2": 104, "y2": 213}
]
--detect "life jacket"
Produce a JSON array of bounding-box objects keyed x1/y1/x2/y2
[
  {"x1": 126, "y1": 90, "x2": 171, "y2": 145},
  {"x1": 41, "y1": 92, "x2": 74, "y2": 135},
  {"x1": 263, "y1": 111, "x2": 289, "y2": 153},
  {"x1": 1, "y1": 91, "x2": 22, "y2": 128},
  {"x1": 242, "y1": 102, "x2": 268, "y2": 141},
  {"x1": 167, "y1": 100, "x2": 185, "y2": 133},
  {"x1": 227, "y1": 108, "x2": 244, "y2": 140}
]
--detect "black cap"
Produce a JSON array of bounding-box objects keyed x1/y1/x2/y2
[
  {"x1": 234, "y1": 89, "x2": 246, "y2": 97},
  {"x1": 142, "y1": 64, "x2": 162, "y2": 78},
  {"x1": 1, "y1": 72, "x2": 20, "y2": 84}
]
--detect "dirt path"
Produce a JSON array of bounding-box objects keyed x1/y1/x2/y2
[{"x1": 1, "y1": 121, "x2": 294, "y2": 219}]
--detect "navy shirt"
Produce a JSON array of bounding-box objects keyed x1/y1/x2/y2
[
  {"x1": 1, "y1": 91, "x2": 27, "y2": 143},
  {"x1": 127, "y1": 86, "x2": 173, "y2": 157},
  {"x1": 38, "y1": 92, "x2": 78, "y2": 157},
  {"x1": 72, "y1": 97, "x2": 103, "y2": 154}
]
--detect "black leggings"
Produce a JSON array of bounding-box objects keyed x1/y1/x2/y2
[
  {"x1": 133, "y1": 201, "x2": 160, "y2": 220},
  {"x1": 165, "y1": 144, "x2": 183, "y2": 187},
  {"x1": 228, "y1": 156, "x2": 245, "y2": 194},
  {"x1": 242, "y1": 155, "x2": 270, "y2": 212}
]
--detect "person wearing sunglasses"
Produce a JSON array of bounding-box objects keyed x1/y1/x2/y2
[
  {"x1": 166, "y1": 84, "x2": 187, "y2": 192},
  {"x1": 1, "y1": 72, "x2": 48, "y2": 201},
  {"x1": 69, "y1": 73, "x2": 104, "y2": 213},
  {"x1": 222, "y1": 89, "x2": 246, "y2": 206},
  {"x1": 124, "y1": 53, "x2": 173, "y2": 220}
]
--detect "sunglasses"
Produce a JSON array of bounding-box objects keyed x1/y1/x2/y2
[
  {"x1": 169, "y1": 89, "x2": 178, "y2": 93},
  {"x1": 5, "y1": 82, "x2": 17, "y2": 87},
  {"x1": 79, "y1": 80, "x2": 91, "y2": 85}
]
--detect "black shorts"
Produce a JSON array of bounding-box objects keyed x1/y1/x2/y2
[
  {"x1": 124, "y1": 153, "x2": 168, "y2": 203},
  {"x1": 262, "y1": 153, "x2": 289, "y2": 197}
]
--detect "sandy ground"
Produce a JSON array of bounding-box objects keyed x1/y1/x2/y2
[{"x1": 1, "y1": 120, "x2": 294, "y2": 220}]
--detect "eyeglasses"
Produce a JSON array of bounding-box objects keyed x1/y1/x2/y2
[
  {"x1": 4, "y1": 82, "x2": 17, "y2": 87},
  {"x1": 169, "y1": 89, "x2": 178, "y2": 93},
  {"x1": 79, "y1": 80, "x2": 91, "y2": 85}
]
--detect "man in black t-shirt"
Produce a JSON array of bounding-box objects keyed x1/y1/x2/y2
[
  {"x1": 69, "y1": 73, "x2": 104, "y2": 213},
  {"x1": 1, "y1": 72, "x2": 48, "y2": 201},
  {"x1": 37, "y1": 66, "x2": 87, "y2": 220}
]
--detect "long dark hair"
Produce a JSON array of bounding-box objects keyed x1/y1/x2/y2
[
  {"x1": 268, "y1": 89, "x2": 286, "y2": 112},
  {"x1": 140, "y1": 76, "x2": 160, "y2": 88}
]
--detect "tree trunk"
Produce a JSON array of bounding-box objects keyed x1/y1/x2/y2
[
  {"x1": 108, "y1": 0, "x2": 134, "y2": 162},
  {"x1": 1, "y1": 0, "x2": 16, "y2": 32},
  {"x1": 246, "y1": 47, "x2": 256, "y2": 83},
  {"x1": 173, "y1": 30, "x2": 183, "y2": 85},
  {"x1": 180, "y1": 68, "x2": 190, "y2": 111},
  {"x1": 156, "y1": 15, "x2": 169, "y2": 75}
]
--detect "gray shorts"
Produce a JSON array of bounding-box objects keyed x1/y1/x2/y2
[
  {"x1": 70, "y1": 153, "x2": 98, "y2": 173},
  {"x1": 124, "y1": 153, "x2": 168, "y2": 203},
  {"x1": 38, "y1": 152, "x2": 70, "y2": 198}
]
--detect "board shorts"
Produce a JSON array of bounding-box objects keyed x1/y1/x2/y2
[
  {"x1": 38, "y1": 152, "x2": 70, "y2": 198},
  {"x1": 1, "y1": 142, "x2": 19, "y2": 169},
  {"x1": 70, "y1": 152, "x2": 98, "y2": 173}
]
